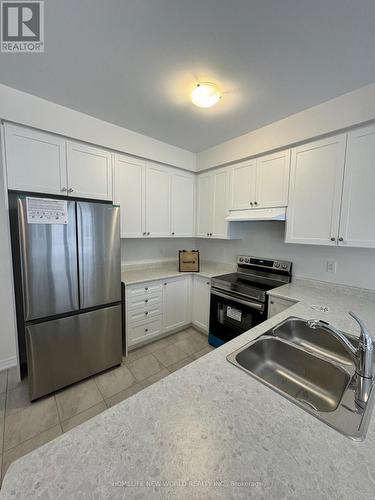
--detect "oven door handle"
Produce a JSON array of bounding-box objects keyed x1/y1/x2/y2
[{"x1": 211, "y1": 289, "x2": 265, "y2": 311}]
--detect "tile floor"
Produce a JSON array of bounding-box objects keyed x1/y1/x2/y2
[{"x1": 0, "y1": 327, "x2": 214, "y2": 483}]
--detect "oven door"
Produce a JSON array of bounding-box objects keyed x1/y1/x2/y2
[{"x1": 208, "y1": 288, "x2": 266, "y2": 347}]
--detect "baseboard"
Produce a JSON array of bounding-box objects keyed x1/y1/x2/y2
[{"x1": 0, "y1": 356, "x2": 17, "y2": 372}]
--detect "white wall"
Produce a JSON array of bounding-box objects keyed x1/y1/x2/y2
[
  {"x1": 0, "y1": 84, "x2": 196, "y2": 172},
  {"x1": 121, "y1": 238, "x2": 197, "y2": 266},
  {"x1": 0, "y1": 132, "x2": 18, "y2": 370},
  {"x1": 197, "y1": 222, "x2": 375, "y2": 290},
  {"x1": 197, "y1": 82, "x2": 375, "y2": 170}
]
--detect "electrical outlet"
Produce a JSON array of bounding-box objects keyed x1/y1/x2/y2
[{"x1": 326, "y1": 261, "x2": 337, "y2": 273}]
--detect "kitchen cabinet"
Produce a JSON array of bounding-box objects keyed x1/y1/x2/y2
[
  {"x1": 113, "y1": 154, "x2": 146, "y2": 238},
  {"x1": 192, "y1": 276, "x2": 211, "y2": 333},
  {"x1": 256, "y1": 150, "x2": 290, "y2": 208},
  {"x1": 66, "y1": 142, "x2": 112, "y2": 200},
  {"x1": 230, "y1": 150, "x2": 290, "y2": 210},
  {"x1": 126, "y1": 276, "x2": 191, "y2": 348},
  {"x1": 145, "y1": 163, "x2": 171, "y2": 237},
  {"x1": 196, "y1": 172, "x2": 213, "y2": 237},
  {"x1": 285, "y1": 134, "x2": 346, "y2": 245},
  {"x1": 170, "y1": 170, "x2": 195, "y2": 237},
  {"x1": 4, "y1": 123, "x2": 113, "y2": 200},
  {"x1": 162, "y1": 276, "x2": 191, "y2": 333},
  {"x1": 4, "y1": 123, "x2": 67, "y2": 195},
  {"x1": 339, "y1": 124, "x2": 375, "y2": 248},
  {"x1": 196, "y1": 167, "x2": 235, "y2": 239},
  {"x1": 230, "y1": 159, "x2": 256, "y2": 209},
  {"x1": 268, "y1": 296, "x2": 296, "y2": 319}
]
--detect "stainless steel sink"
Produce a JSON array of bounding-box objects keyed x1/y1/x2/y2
[
  {"x1": 271, "y1": 317, "x2": 356, "y2": 367},
  {"x1": 227, "y1": 317, "x2": 375, "y2": 440},
  {"x1": 235, "y1": 336, "x2": 351, "y2": 412}
]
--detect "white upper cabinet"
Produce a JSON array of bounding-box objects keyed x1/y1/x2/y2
[
  {"x1": 212, "y1": 168, "x2": 230, "y2": 238},
  {"x1": 5, "y1": 124, "x2": 67, "y2": 195},
  {"x1": 170, "y1": 170, "x2": 195, "y2": 237},
  {"x1": 230, "y1": 151, "x2": 290, "y2": 210},
  {"x1": 196, "y1": 172, "x2": 214, "y2": 237},
  {"x1": 339, "y1": 124, "x2": 375, "y2": 248},
  {"x1": 285, "y1": 134, "x2": 346, "y2": 245},
  {"x1": 113, "y1": 154, "x2": 145, "y2": 238},
  {"x1": 230, "y1": 160, "x2": 256, "y2": 209},
  {"x1": 145, "y1": 163, "x2": 171, "y2": 237},
  {"x1": 66, "y1": 142, "x2": 112, "y2": 200},
  {"x1": 256, "y1": 150, "x2": 290, "y2": 208}
]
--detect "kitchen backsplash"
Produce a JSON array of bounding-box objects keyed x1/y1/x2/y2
[{"x1": 121, "y1": 221, "x2": 375, "y2": 290}]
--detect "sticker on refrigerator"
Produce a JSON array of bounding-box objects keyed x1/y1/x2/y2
[
  {"x1": 226, "y1": 306, "x2": 242, "y2": 322},
  {"x1": 26, "y1": 197, "x2": 68, "y2": 224}
]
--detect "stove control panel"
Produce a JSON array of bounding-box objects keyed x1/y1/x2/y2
[{"x1": 237, "y1": 255, "x2": 292, "y2": 273}]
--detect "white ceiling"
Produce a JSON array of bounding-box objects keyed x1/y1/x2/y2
[{"x1": 1, "y1": 0, "x2": 375, "y2": 152}]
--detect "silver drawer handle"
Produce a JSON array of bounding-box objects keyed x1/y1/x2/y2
[{"x1": 68, "y1": 188, "x2": 74, "y2": 193}]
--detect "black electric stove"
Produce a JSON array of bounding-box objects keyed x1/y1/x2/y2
[{"x1": 209, "y1": 255, "x2": 292, "y2": 347}]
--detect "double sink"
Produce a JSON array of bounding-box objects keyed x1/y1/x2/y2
[{"x1": 227, "y1": 317, "x2": 375, "y2": 440}]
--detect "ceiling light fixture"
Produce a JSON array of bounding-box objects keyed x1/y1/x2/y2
[{"x1": 191, "y1": 82, "x2": 222, "y2": 108}]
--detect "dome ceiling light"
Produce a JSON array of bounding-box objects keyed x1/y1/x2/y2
[{"x1": 190, "y1": 82, "x2": 222, "y2": 108}]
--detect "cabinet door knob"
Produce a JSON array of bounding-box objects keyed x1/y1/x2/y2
[
  {"x1": 250, "y1": 202, "x2": 254, "y2": 207},
  {"x1": 68, "y1": 188, "x2": 74, "y2": 193},
  {"x1": 145, "y1": 299, "x2": 148, "y2": 303},
  {"x1": 338, "y1": 237, "x2": 344, "y2": 242},
  {"x1": 142, "y1": 232, "x2": 146, "y2": 236},
  {"x1": 61, "y1": 187, "x2": 67, "y2": 192},
  {"x1": 145, "y1": 287, "x2": 148, "y2": 291},
  {"x1": 270, "y1": 301, "x2": 274, "y2": 305},
  {"x1": 206, "y1": 282, "x2": 210, "y2": 285},
  {"x1": 145, "y1": 328, "x2": 148, "y2": 332},
  {"x1": 147, "y1": 232, "x2": 150, "y2": 236},
  {"x1": 254, "y1": 201, "x2": 258, "y2": 206},
  {"x1": 171, "y1": 232, "x2": 175, "y2": 236},
  {"x1": 164, "y1": 283, "x2": 167, "y2": 286},
  {"x1": 330, "y1": 237, "x2": 336, "y2": 242},
  {"x1": 145, "y1": 311, "x2": 148, "y2": 315}
]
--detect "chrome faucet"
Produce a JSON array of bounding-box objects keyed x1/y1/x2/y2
[{"x1": 307, "y1": 312, "x2": 374, "y2": 407}]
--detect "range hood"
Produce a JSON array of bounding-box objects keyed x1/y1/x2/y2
[{"x1": 225, "y1": 207, "x2": 286, "y2": 222}]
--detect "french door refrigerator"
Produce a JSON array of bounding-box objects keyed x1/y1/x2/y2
[{"x1": 10, "y1": 194, "x2": 123, "y2": 401}]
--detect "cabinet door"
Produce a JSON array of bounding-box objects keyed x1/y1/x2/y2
[
  {"x1": 268, "y1": 296, "x2": 296, "y2": 319},
  {"x1": 5, "y1": 124, "x2": 67, "y2": 195},
  {"x1": 171, "y1": 171, "x2": 195, "y2": 237},
  {"x1": 256, "y1": 150, "x2": 290, "y2": 208},
  {"x1": 162, "y1": 277, "x2": 190, "y2": 333},
  {"x1": 113, "y1": 154, "x2": 145, "y2": 238},
  {"x1": 230, "y1": 160, "x2": 256, "y2": 209},
  {"x1": 196, "y1": 173, "x2": 213, "y2": 237},
  {"x1": 192, "y1": 276, "x2": 210, "y2": 332},
  {"x1": 145, "y1": 163, "x2": 171, "y2": 237},
  {"x1": 285, "y1": 134, "x2": 346, "y2": 245},
  {"x1": 339, "y1": 125, "x2": 375, "y2": 248},
  {"x1": 212, "y1": 168, "x2": 229, "y2": 238},
  {"x1": 66, "y1": 142, "x2": 112, "y2": 200}
]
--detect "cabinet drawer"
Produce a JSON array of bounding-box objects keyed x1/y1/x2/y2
[
  {"x1": 127, "y1": 305, "x2": 162, "y2": 324},
  {"x1": 127, "y1": 316, "x2": 162, "y2": 346},
  {"x1": 126, "y1": 281, "x2": 162, "y2": 298},
  {"x1": 127, "y1": 293, "x2": 161, "y2": 311}
]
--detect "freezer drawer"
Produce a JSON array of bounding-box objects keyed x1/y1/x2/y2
[
  {"x1": 17, "y1": 199, "x2": 79, "y2": 321},
  {"x1": 77, "y1": 202, "x2": 121, "y2": 308},
  {"x1": 26, "y1": 305, "x2": 122, "y2": 400}
]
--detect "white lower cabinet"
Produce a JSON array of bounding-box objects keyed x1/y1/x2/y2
[
  {"x1": 162, "y1": 276, "x2": 191, "y2": 333},
  {"x1": 128, "y1": 317, "x2": 163, "y2": 346},
  {"x1": 268, "y1": 296, "x2": 296, "y2": 319},
  {"x1": 126, "y1": 276, "x2": 191, "y2": 348},
  {"x1": 192, "y1": 276, "x2": 211, "y2": 333}
]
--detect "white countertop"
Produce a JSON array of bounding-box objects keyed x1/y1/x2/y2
[
  {"x1": 2, "y1": 277, "x2": 375, "y2": 499},
  {"x1": 121, "y1": 260, "x2": 236, "y2": 285}
]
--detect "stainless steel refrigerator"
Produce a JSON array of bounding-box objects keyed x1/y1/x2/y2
[{"x1": 10, "y1": 195, "x2": 123, "y2": 401}]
